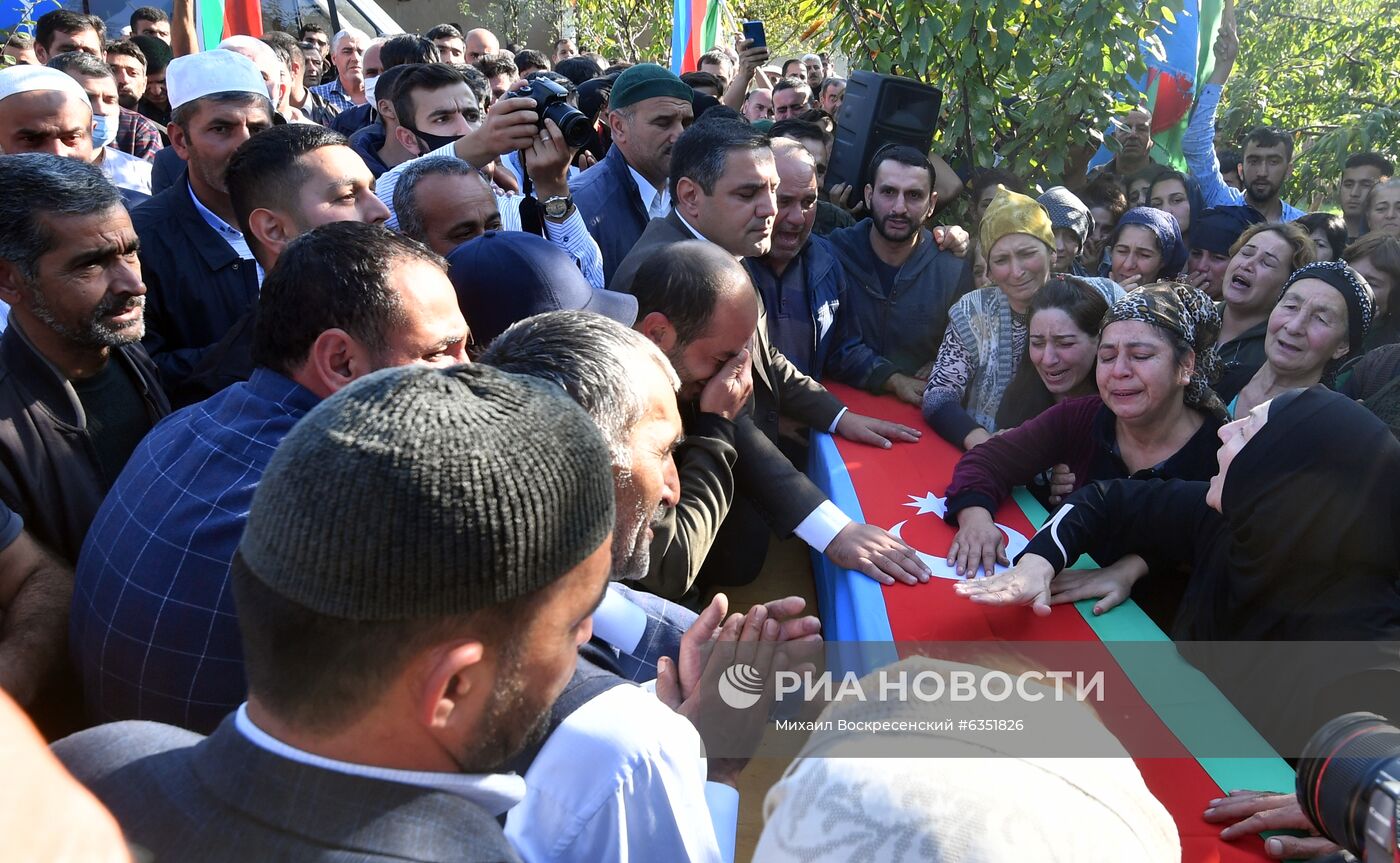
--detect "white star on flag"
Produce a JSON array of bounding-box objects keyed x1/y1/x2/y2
[{"x1": 902, "y1": 492, "x2": 946, "y2": 517}]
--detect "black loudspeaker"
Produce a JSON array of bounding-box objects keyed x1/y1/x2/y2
[{"x1": 826, "y1": 71, "x2": 943, "y2": 196}]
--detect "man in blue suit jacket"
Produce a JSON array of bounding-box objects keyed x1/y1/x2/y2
[{"x1": 570, "y1": 64, "x2": 693, "y2": 286}]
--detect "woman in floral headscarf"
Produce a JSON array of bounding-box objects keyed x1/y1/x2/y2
[{"x1": 942, "y1": 282, "x2": 1227, "y2": 624}]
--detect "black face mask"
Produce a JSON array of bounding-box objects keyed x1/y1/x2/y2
[{"x1": 404, "y1": 125, "x2": 463, "y2": 153}]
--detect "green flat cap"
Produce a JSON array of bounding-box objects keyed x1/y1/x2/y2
[{"x1": 609, "y1": 63, "x2": 693, "y2": 111}]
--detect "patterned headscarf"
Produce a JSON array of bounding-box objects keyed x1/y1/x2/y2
[
  {"x1": 1111, "y1": 207, "x2": 1188, "y2": 280},
  {"x1": 1038, "y1": 185, "x2": 1094, "y2": 248},
  {"x1": 1280, "y1": 260, "x2": 1376, "y2": 359},
  {"x1": 1101, "y1": 281, "x2": 1227, "y2": 418}
]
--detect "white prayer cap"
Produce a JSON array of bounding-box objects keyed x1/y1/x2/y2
[
  {"x1": 167, "y1": 49, "x2": 269, "y2": 111},
  {"x1": 0, "y1": 65, "x2": 92, "y2": 109}
]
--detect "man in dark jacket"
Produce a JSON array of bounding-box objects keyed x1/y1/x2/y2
[
  {"x1": 746, "y1": 137, "x2": 884, "y2": 387},
  {"x1": 0, "y1": 155, "x2": 169, "y2": 566},
  {"x1": 0, "y1": 155, "x2": 169, "y2": 738},
  {"x1": 828, "y1": 145, "x2": 968, "y2": 404},
  {"x1": 132, "y1": 50, "x2": 274, "y2": 393},
  {"x1": 570, "y1": 63, "x2": 694, "y2": 286}
]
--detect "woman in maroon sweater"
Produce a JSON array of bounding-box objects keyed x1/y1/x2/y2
[{"x1": 944, "y1": 282, "x2": 1230, "y2": 598}]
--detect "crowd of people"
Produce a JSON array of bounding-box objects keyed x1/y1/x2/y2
[{"x1": 0, "y1": 4, "x2": 1398, "y2": 860}]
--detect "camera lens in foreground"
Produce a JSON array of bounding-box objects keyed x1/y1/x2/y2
[{"x1": 1297, "y1": 711, "x2": 1400, "y2": 854}]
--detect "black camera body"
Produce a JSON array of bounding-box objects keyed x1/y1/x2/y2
[
  {"x1": 507, "y1": 77, "x2": 592, "y2": 149},
  {"x1": 1299, "y1": 712, "x2": 1400, "y2": 861}
]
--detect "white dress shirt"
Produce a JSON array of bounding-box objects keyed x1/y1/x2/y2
[
  {"x1": 628, "y1": 164, "x2": 671, "y2": 219},
  {"x1": 233, "y1": 704, "x2": 527, "y2": 816},
  {"x1": 375, "y1": 142, "x2": 606, "y2": 289},
  {"x1": 672, "y1": 214, "x2": 854, "y2": 553},
  {"x1": 98, "y1": 145, "x2": 152, "y2": 196}
]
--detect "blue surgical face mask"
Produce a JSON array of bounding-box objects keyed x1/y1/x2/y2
[{"x1": 91, "y1": 111, "x2": 118, "y2": 149}]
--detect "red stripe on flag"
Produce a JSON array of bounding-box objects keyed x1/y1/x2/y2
[
  {"x1": 823, "y1": 383, "x2": 1274, "y2": 862},
  {"x1": 223, "y1": 0, "x2": 263, "y2": 40},
  {"x1": 682, "y1": 0, "x2": 708, "y2": 72}
]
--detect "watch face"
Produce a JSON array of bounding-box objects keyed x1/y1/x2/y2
[{"x1": 544, "y1": 197, "x2": 570, "y2": 217}]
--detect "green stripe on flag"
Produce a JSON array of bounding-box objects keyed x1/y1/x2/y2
[
  {"x1": 700, "y1": 0, "x2": 720, "y2": 55},
  {"x1": 198, "y1": 0, "x2": 226, "y2": 51}
]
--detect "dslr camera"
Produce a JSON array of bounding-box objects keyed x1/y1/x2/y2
[
  {"x1": 506, "y1": 77, "x2": 592, "y2": 149},
  {"x1": 1299, "y1": 712, "x2": 1400, "y2": 861}
]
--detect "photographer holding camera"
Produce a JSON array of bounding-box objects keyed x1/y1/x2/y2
[{"x1": 374, "y1": 62, "x2": 605, "y2": 288}]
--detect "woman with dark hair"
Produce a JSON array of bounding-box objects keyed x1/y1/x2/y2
[
  {"x1": 1344, "y1": 229, "x2": 1400, "y2": 350},
  {"x1": 1108, "y1": 207, "x2": 1187, "y2": 287},
  {"x1": 1214, "y1": 221, "x2": 1317, "y2": 398},
  {"x1": 1147, "y1": 169, "x2": 1204, "y2": 243},
  {"x1": 1230, "y1": 261, "x2": 1374, "y2": 417},
  {"x1": 944, "y1": 282, "x2": 1227, "y2": 616},
  {"x1": 957, "y1": 386, "x2": 1400, "y2": 751},
  {"x1": 994, "y1": 277, "x2": 1113, "y2": 430},
  {"x1": 1296, "y1": 212, "x2": 1348, "y2": 261}
]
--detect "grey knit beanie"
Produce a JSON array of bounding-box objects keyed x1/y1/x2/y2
[{"x1": 239, "y1": 363, "x2": 615, "y2": 620}]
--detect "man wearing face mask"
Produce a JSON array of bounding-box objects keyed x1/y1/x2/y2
[
  {"x1": 49, "y1": 52, "x2": 152, "y2": 200},
  {"x1": 375, "y1": 63, "x2": 605, "y2": 288}
]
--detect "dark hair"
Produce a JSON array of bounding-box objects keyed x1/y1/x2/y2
[
  {"x1": 380, "y1": 34, "x2": 440, "y2": 69},
  {"x1": 969, "y1": 166, "x2": 1025, "y2": 200},
  {"x1": 555, "y1": 55, "x2": 603, "y2": 87},
  {"x1": 35, "y1": 10, "x2": 102, "y2": 51},
  {"x1": 554, "y1": 37, "x2": 575, "y2": 51},
  {"x1": 819, "y1": 76, "x2": 845, "y2": 96},
  {"x1": 454, "y1": 63, "x2": 489, "y2": 105},
  {"x1": 129, "y1": 6, "x2": 166, "y2": 26},
  {"x1": 603, "y1": 61, "x2": 633, "y2": 75},
  {"x1": 1080, "y1": 172, "x2": 1129, "y2": 222},
  {"x1": 1243, "y1": 126, "x2": 1294, "y2": 161},
  {"x1": 46, "y1": 50, "x2": 112, "y2": 80},
  {"x1": 870, "y1": 144, "x2": 935, "y2": 191},
  {"x1": 995, "y1": 278, "x2": 1110, "y2": 429},
  {"x1": 1345, "y1": 151, "x2": 1394, "y2": 175},
  {"x1": 251, "y1": 222, "x2": 444, "y2": 375},
  {"x1": 0, "y1": 153, "x2": 121, "y2": 280},
  {"x1": 392, "y1": 63, "x2": 470, "y2": 130},
  {"x1": 697, "y1": 49, "x2": 727, "y2": 69},
  {"x1": 298, "y1": 22, "x2": 326, "y2": 38},
  {"x1": 169, "y1": 90, "x2": 271, "y2": 132},
  {"x1": 226, "y1": 123, "x2": 349, "y2": 259},
  {"x1": 231, "y1": 550, "x2": 534, "y2": 733},
  {"x1": 630, "y1": 241, "x2": 749, "y2": 344},
  {"x1": 526, "y1": 69, "x2": 574, "y2": 94},
  {"x1": 668, "y1": 117, "x2": 770, "y2": 199},
  {"x1": 1296, "y1": 212, "x2": 1348, "y2": 261},
  {"x1": 771, "y1": 118, "x2": 830, "y2": 148},
  {"x1": 772, "y1": 76, "x2": 810, "y2": 97},
  {"x1": 680, "y1": 70, "x2": 722, "y2": 94},
  {"x1": 477, "y1": 51, "x2": 517, "y2": 79},
  {"x1": 514, "y1": 48, "x2": 550, "y2": 74},
  {"x1": 258, "y1": 33, "x2": 294, "y2": 70},
  {"x1": 781, "y1": 58, "x2": 802, "y2": 76},
  {"x1": 369, "y1": 63, "x2": 409, "y2": 112},
  {"x1": 424, "y1": 23, "x2": 464, "y2": 42}
]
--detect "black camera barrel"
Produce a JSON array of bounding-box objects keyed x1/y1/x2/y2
[{"x1": 1298, "y1": 711, "x2": 1400, "y2": 855}]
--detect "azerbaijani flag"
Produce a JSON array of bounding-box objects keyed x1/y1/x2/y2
[
  {"x1": 670, "y1": 0, "x2": 720, "y2": 74},
  {"x1": 195, "y1": 0, "x2": 264, "y2": 50},
  {"x1": 1087, "y1": 0, "x2": 1225, "y2": 171}
]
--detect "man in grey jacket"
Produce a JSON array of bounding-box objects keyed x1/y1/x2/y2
[
  {"x1": 54, "y1": 363, "x2": 618, "y2": 862},
  {"x1": 828, "y1": 145, "x2": 968, "y2": 404}
]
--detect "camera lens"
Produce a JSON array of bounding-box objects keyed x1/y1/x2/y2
[
  {"x1": 544, "y1": 102, "x2": 593, "y2": 149},
  {"x1": 1297, "y1": 711, "x2": 1400, "y2": 854}
]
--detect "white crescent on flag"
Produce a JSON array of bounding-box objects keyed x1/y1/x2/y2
[{"x1": 887, "y1": 493, "x2": 1029, "y2": 581}]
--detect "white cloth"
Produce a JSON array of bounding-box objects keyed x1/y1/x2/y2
[
  {"x1": 0, "y1": 65, "x2": 89, "y2": 104},
  {"x1": 167, "y1": 50, "x2": 268, "y2": 111},
  {"x1": 504, "y1": 683, "x2": 734, "y2": 863},
  {"x1": 233, "y1": 704, "x2": 527, "y2": 817},
  {"x1": 98, "y1": 146, "x2": 152, "y2": 196},
  {"x1": 375, "y1": 142, "x2": 606, "y2": 289},
  {"x1": 753, "y1": 657, "x2": 1180, "y2": 863},
  {"x1": 628, "y1": 164, "x2": 671, "y2": 219},
  {"x1": 591, "y1": 584, "x2": 649, "y2": 655},
  {"x1": 188, "y1": 183, "x2": 254, "y2": 261}
]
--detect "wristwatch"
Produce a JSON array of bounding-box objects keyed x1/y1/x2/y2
[{"x1": 542, "y1": 194, "x2": 573, "y2": 220}]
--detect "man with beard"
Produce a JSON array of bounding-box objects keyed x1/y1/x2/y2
[
  {"x1": 104, "y1": 40, "x2": 163, "y2": 162},
  {"x1": 828, "y1": 145, "x2": 967, "y2": 405},
  {"x1": 55, "y1": 360, "x2": 614, "y2": 862},
  {"x1": 130, "y1": 50, "x2": 274, "y2": 392},
  {"x1": 0, "y1": 159, "x2": 167, "y2": 569},
  {"x1": 70, "y1": 224, "x2": 469, "y2": 734},
  {"x1": 483, "y1": 310, "x2": 820, "y2": 863},
  {"x1": 1086, "y1": 106, "x2": 1155, "y2": 182},
  {"x1": 746, "y1": 137, "x2": 882, "y2": 386},
  {"x1": 570, "y1": 63, "x2": 694, "y2": 286},
  {"x1": 1183, "y1": 5, "x2": 1304, "y2": 222}
]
